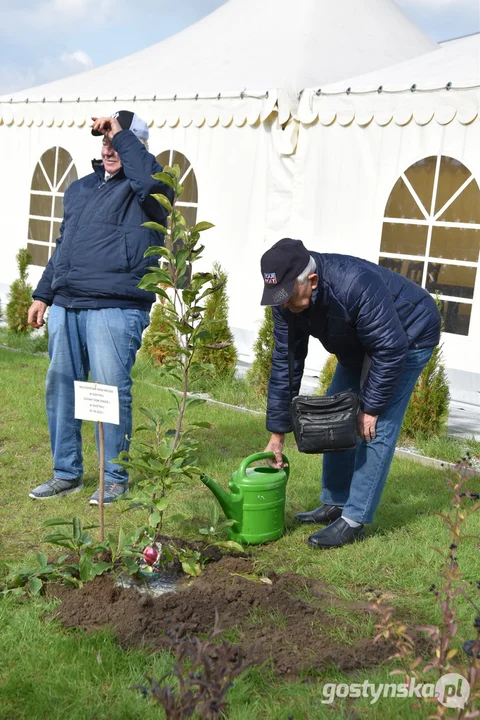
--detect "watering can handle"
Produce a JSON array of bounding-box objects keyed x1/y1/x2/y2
[{"x1": 237, "y1": 452, "x2": 290, "y2": 479}]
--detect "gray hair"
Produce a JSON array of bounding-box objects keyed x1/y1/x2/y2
[{"x1": 297, "y1": 255, "x2": 317, "y2": 284}]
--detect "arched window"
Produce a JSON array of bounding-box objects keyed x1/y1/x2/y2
[
  {"x1": 28, "y1": 147, "x2": 78, "y2": 267},
  {"x1": 379, "y1": 156, "x2": 480, "y2": 336},
  {"x1": 156, "y1": 150, "x2": 198, "y2": 227}
]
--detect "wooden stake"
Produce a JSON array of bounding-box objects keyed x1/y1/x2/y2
[{"x1": 98, "y1": 421, "x2": 105, "y2": 542}]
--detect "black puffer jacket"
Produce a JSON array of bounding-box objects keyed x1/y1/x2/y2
[
  {"x1": 33, "y1": 130, "x2": 171, "y2": 311},
  {"x1": 267, "y1": 252, "x2": 441, "y2": 432}
]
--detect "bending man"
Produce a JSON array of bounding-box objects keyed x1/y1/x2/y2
[{"x1": 261, "y1": 238, "x2": 441, "y2": 549}]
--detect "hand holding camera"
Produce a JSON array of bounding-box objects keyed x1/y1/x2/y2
[{"x1": 91, "y1": 116, "x2": 122, "y2": 140}]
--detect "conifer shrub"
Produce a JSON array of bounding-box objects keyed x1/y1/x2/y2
[
  {"x1": 246, "y1": 306, "x2": 275, "y2": 396},
  {"x1": 140, "y1": 296, "x2": 178, "y2": 366},
  {"x1": 196, "y1": 262, "x2": 237, "y2": 378},
  {"x1": 401, "y1": 344, "x2": 450, "y2": 439},
  {"x1": 401, "y1": 297, "x2": 450, "y2": 439},
  {"x1": 6, "y1": 249, "x2": 33, "y2": 333},
  {"x1": 315, "y1": 354, "x2": 338, "y2": 395},
  {"x1": 315, "y1": 342, "x2": 449, "y2": 440}
]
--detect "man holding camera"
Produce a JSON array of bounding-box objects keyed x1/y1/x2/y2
[
  {"x1": 261, "y1": 238, "x2": 441, "y2": 548},
  {"x1": 28, "y1": 111, "x2": 171, "y2": 504}
]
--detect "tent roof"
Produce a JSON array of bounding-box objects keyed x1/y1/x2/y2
[
  {"x1": 2, "y1": 0, "x2": 436, "y2": 103},
  {"x1": 297, "y1": 33, "x2": 480, "y2": 126}
]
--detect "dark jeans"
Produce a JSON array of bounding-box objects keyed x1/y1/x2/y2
[{"x1": 320, "y1": 347, "x2": 434, "y2": 523}]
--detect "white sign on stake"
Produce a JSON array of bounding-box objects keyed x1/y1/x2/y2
[{"x1": 74, "y1": 381, "x2": 120, "y2": 425}]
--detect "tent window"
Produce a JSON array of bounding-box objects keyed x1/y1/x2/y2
[
  {"x1": 156, "y1": 150, "x2": 198, "y2": 227},
  {"x1": 27, "y1": 147, "x2": 78, "y2": 267},
  {"x1": 379, "y1": 155, "x2": 480, "y2": 336}
]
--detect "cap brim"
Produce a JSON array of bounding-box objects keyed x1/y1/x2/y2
[{"x1": 261, "y1": 278, "x2": 296, "y2": 306}]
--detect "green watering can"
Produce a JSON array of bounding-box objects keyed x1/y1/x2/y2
[{"x1": 200, "y1": 452, "x2": 289, "y2": 545}]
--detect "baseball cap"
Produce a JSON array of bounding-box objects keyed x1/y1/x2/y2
[
  {"x1": 260, "y1": 238, "x2": 311, "y2": 306},
  {"x1": 91, "y1": 110, "x2": 149, "y2": 141}
]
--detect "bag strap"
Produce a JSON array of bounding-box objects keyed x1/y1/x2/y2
[
  {"x1": 287, "y1": 312, "x2": 296, "y2": 403},
  {"x1": 288, "y1": 310, "x2": 370, "y2": 400}
]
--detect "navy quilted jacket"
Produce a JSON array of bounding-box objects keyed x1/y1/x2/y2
[
  {"x1": 33, "y1": 130, "x2": 171, "y2": 311},
  {"x1": 267, "y1": 252, "x2": 441, "y2": 432}
]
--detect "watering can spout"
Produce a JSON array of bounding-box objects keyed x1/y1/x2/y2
[{"x1": 200, "y1": 474, "x2": 241, "y2": 523}]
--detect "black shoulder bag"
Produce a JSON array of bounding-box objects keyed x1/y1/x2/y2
[{"x1": 288, "y1": 316, "x2": 359, "y2": 454}]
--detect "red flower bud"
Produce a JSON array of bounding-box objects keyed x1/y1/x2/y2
[{"x1": 143, "y1": 546, "x2": 159, "y2": 566}]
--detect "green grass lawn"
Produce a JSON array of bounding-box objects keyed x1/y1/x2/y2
[{"x1": 0, "y1": 346, "x2": 479, "y2": 719}]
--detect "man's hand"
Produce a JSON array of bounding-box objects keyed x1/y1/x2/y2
[
  {"x1": 28, "y1": 300, "x2": 47, "y2": 329},
  {"x1": 264, "y1": 432, "x2": 287, "y2": 468},
  {"x1": 358, "y1": 410, "x2": 378, "y2": 442},
  {"x1": 91, "y1": 116, "x2": 123, "y2": 140}
]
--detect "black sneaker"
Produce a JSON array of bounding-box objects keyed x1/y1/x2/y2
[
  {"x1": 307, "y1": 517, "x2": 365, "y2": 549},
  {"x1": 29, "y1": 477, "x2": 83, "y2": 500},
  {"x1": 295, "y1": 504, "x2": 343, "y2": 525}
]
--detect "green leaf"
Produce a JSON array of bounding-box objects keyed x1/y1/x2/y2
[
  {"x1": 172, "y1": 225, "x2": 186, "y2": 243},
  {"x1": 141, "y1": 222, "x2": 169, "y2": 235},
  {"x1": 196, "y1": 329, "x2": 213, "y2": 341},
  {"x1": 217, "y1": 519, "x2": 237, "y2": 529},
  {"x1": 42, "y1": 517, "x2": 72, "y2": 528},
  {"x1": 215, "y1": 541, "x2": 245, "y2": 553},
  {"x1": 28, "y1": 577, "x2": 43, "y2": 595},
  {"x1": 152, "y1": 287, "x2": 170, "y2": 302},
  {"x1": 134, "y1": 423, "x2": 156, "y2": 433},
  {"x1": 143, "y1": 245, "x2": 171, "y2": 258},
  {"x1": 139, "y1": 407, "x2": 159, "y2": 425},
  {"x1": 169, "y1": 513, "x2": 187, "y2": 524},
  {"x1": 181, "y1": 558, "x2": 202, "y2": 577},
  {"x1": 137, "y1": 270, "x2": 172, "y2": 289},
  {"x1": 189, "y1": 421, "x2": 212, "y2": 429},
  {"x1": 193, "y1": 221, "x2": 215, "y2": 233},
  {"x1": 151, "y1": 193, "x2": 173, "y2": 213},
  {"x1": 73, "y1": 516, "x2": 81, "y2": 540},
  {"x1": 185, "y1": 398, "x2": 207, "y2": 410},
  {"x1": 151, "y1": 172, "x2": 176, "y2": 189},
  {"x1": 163, "y1": 165, "x2": 180, "y2": 180},
  {"x1": 93, "y1": 562, "x2": 112, "y2": 576},
  {"x1": 149, "y1": 511, "x2": 162, "y2": 528},
  {"x1": 211, "y1": 503, "x2": 219, "y2": 527},
  {"x1": 124, "y1": 557, "x2": 139, "y2": 575},
  {"x1": 79, "y1": 555, "x2": 96, "y2": 583},
  {"x1": 173, "y1": 210, "x2": 187, "y2": 227},
  {"x1": 36, "y1": 552, "x2": 48, "y2": 568},
  {"x1": 154, "y1": 497, "x2": 170, "y2": 512}
]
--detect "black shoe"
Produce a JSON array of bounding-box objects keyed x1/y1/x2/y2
[
  {"x1": 295, "y1": 504, "x2": 343, "y2": 525},
  {"x1": 463, "y1": 640, "x2": 480, "y2": 659},
  {"x1": 307, "y1": 517, "x2": 365, "y2": 549}
]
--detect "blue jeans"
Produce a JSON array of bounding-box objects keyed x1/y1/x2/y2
[
  {"x1": 321, "y1": 347, "x2": 434, "y2": 524},
  {"x1": 46, "y1": 305, "x2": 149, "y2": 484}
]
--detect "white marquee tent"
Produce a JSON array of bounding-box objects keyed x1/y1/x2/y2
[
  {"x1": 294, "y1": 33, "x2": 480, "y2": 403},
  {"x1": 1, "y1": 0, "x2": 478, "y2": 403}
]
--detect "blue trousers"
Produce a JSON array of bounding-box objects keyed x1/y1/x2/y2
[
  {"x1": 46, "y1": 305, "x2": 149, "y2": 484},
  {"x1": 321, "y1": 347, "x2": 434, "y2": 524}
]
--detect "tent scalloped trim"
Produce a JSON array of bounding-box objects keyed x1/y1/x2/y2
[
  {"x1": 0, "y1": 93, "x2": 279, "y2": 129},
  {"x1": 296, "y1": 107, "x2": 478, "y2": 126}
]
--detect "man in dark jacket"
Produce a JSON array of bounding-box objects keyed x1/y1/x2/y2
[
  {"x1": 27, "y1": 111, "x2": 171, "y2": 503},
  {"x1": 261, "y1": 238, "x2": 441, "y2": 548}
]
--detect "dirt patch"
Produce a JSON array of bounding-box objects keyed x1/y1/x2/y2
[{"x1": 48, "y1": 557, "x2": 428, "y2": 678}]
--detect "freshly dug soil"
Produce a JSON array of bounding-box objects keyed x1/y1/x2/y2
[{"x1": 48, "y1": 556, "x2": 427, "y2": 678}]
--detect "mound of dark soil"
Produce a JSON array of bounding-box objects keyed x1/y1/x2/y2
[{"x1": 48, "y1": 556, "x2": 428, "y2": 678}]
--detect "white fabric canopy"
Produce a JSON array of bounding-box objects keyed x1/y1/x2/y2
[
  {"x1": 298, "y1": 34, "x2": 480, "y2": 126},
  {"x1": 1, "y1": 0, "x2": 435, "y2": 105}
]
